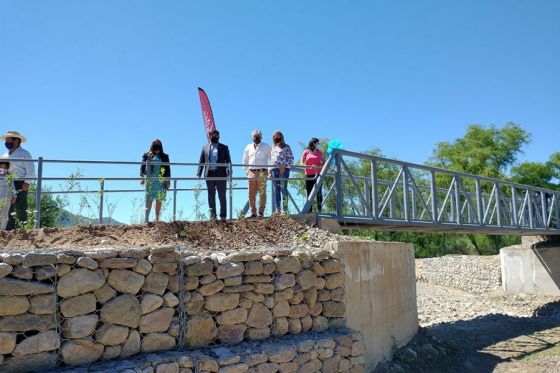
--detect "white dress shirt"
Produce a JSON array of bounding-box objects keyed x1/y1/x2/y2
[
  {"x1": 243, "y1": 142, "x2": 271, "y2": 173},
  {"x1": 3, "y1": 147, "x2": 36, "y2": 180}
]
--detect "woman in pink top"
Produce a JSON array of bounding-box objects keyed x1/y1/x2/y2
[{"x1": 300, "y1": 138, "x2": 323, "y2": 212}]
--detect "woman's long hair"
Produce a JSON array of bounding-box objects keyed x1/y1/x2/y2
[{"x1": 272, "y1": 131, "x2": 288, "y2": 148}]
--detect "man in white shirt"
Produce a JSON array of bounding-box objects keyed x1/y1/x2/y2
[
  {"x1": 1, "y1": 131, "x2": 36, "y2": 230},
  {"x1": 242, "y1": 130, "x2": 271, "y2": 218}
]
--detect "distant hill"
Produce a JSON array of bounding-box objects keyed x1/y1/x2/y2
[{"x1": 56, "y1": 209, "x2": 123, "y2": 227}]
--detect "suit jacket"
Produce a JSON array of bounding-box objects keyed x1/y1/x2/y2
[
  {"x1": 197, "y1": 143, "x2": 231, "y2": 178},
  {"x1": 140, "y1": 152, "x2": 171, "y2": 178}
]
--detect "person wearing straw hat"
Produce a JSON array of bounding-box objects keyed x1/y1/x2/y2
[{"x1": 1, "y1": 131, "x2": 36, "y2": 230}]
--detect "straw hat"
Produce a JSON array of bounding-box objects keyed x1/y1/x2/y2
[{"x1": 0, "y1": 131, "x2": 27, "y2": 143}]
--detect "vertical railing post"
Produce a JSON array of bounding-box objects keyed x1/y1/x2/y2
[
  {"x1": 495, "y1": 182, "x2": 502, "y2": 227},
  {"x1": 98, "y1": 179, "x2": 104, "y2": 225},
  {"x1": 454, "y1": 175, "x2": 461, "y2": 225},
  {"x1": 403, "y1": 167, "x2": 409, "y2": 222},
  {"x1": 228, "y1": 163, "x2": 233, "y2": 220},
  {"x1": 172, "y1": 179, "x2": 178, "y2": 221},
  {"x1": 475, "y1": 178, "x2": 483, "y2": 226},
  {"x1": 34, "y1": 157, "x2": 43, "y2": 229},
  {"x1": 540, "y1": 191, "x2": 547, "y2": 229},
  {"x1": 144, "y1": 157, "x2": 150, "y2": 223},
  {"x1": 511, "y1": 186, "x2": 518, "y2": 227},
  {"x1": 430, "y1": 170, "x2": 437, "y2": 223},
  {"x1": 364, "y1": 178, "x2": 371, "y2": 217},
  {"x1": 371, "y1": 160, "x2": 378, "y2": 219},
  {"x1": 335, "y1": 152, "x2": 343, "y2": 218}
]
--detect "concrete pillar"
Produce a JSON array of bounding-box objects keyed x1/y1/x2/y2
[
  {"x1": 334, "y1": 240, "x2": 418, "y2": 371},
  {"x1": 501, "y1": 237, "x2": 560, "y2": 296}
]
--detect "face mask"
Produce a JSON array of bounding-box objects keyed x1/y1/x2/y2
[
  {"x1": 273, "y1": 138, "x2": 281, "y2": 144},
  {"x1": 253, "y1": 137, "x2": 261, "y2": 144},
  {"x1": 309, "y1": 145, "x2": 316, "y2": 151},
  {"x1": 210, "y1": 137, "x2": 219, "y2": 144},
  {"x1": 4, "y1": 142, "x2": 13, "y2": 150},
  {"x1": 0, "y1": 169, "x2": 7, "y2": 175}
]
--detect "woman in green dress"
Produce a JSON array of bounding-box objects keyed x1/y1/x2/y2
[{"x1": 140, "y1": 139, "x2": 171, "y2": 222}]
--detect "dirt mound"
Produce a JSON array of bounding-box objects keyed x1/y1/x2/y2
[{"x1": 0, "y1": 216, "x2": 343, "y2": 250}]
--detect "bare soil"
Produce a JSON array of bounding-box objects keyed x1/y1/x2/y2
[{"x1": 0, "y1": 216, "x2": 343, "y2": 250}]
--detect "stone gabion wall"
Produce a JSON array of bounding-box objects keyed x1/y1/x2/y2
[
  {"x1": 416, "y1": 255, "x2": 501, "y2": 293},
  {"x1": 0, "y1": 245, "x2": 347, "y2": 372},
  {"x1": 55, "y1": 329, "x2": 366, "y2": 373}
]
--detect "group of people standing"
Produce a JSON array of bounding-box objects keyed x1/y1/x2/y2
[{"x1": 142, "y1": 130, "x2": 324, "y2": 221}]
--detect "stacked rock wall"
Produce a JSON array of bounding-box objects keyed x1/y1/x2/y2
[
  {"x1": 416, "y1": 254, "x2": 501, "y2": 293},
  {"x1": 0, "y1": 246, "x2": 350, "y2": 372}
]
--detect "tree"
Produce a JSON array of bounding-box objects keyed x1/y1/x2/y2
[{"x1": 22, "y1": 184, "x2": 64, "y2": 229}]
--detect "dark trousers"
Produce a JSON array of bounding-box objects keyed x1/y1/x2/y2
[
  {"x1": 206, "y1": 171, "x2": 227, "y2": 219},
  {"x1": 7, "y1": 181, "x2": 28, "y2": 230},
  {"x1": 305, "y1": 176, "x2": 322, "y2": 212}
]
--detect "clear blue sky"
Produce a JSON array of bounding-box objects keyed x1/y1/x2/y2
[{"x1": 1, "y1": 1, "x2": 559, "y2": 223}]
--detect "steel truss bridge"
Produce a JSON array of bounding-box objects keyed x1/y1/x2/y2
[{"x1": 301, "y1": 149, "x2": 560, "y2": 236}]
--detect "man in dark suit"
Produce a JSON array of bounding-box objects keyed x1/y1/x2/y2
[{"x1": 197, "y1": 130, "x2": 232, "y2": 220}]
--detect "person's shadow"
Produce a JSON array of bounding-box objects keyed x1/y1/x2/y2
[{"x1": 426, "y1": 300, "x2": 560, "y2": 372}]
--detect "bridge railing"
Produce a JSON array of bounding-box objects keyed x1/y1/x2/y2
[{"x1": 302, "y1": 149, "x2": 560, "y2": 234}]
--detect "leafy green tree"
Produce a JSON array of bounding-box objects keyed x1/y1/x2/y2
[{"x1": 22, "y1": 184, "x2": 64, "y2": 229}]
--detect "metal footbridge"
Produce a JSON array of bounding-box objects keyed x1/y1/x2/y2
[{"x1": 21, "y1": 150, "x2": 560, "y2": 235}]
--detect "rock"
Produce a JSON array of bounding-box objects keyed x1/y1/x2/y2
[
  {"x1": 245, "y1": 303, "x2": 273, "y2": 328},
  {"x1": 0, "y1": 295, "x2": 30, "y2": 316},
  {"x1": 0, "y1": 314, "x2": 56, "y2": 332},
  {"x1": 324, "y1": 273, "x2": 344, "y2": 290},
  {"x1": 217, "y1": 308, "x2": 248, "y2": 325},
  {"x1": 296, "y1": 270, "x2": 317, "y2": 291},
  {"x1": 227, "y1": 251, "x2": 263, "y2": 262},
  {"x1": 198, "y1": 355, "x2": 219, "y2": 372},
  {"x1": 184, "y1": 276, "x2": 199, "y2": 290},
  {"x1": 185, "y1": 312, "x2": 217, "y2": 347},
  {"x1": 244, "y1": 261, "x2": 263, "y2": 275},
  {"x1": 1, "y1": 351, "x2": 57, "y2": 372},
  {"x1": 183, "y1": 255, "x2": 201, "y2": 265},
  {"x1": 274, "y1": 274, "x2": 295, "y2": 291},
  {"x1": 263, "y1": 263, "x2": 276, "y2": 275},
  {"x1": 276, "y1": 257, "x2": 301, "y2": 274},
  {"x1": 303, "y1": 288, "x2": 318, "y2": 307},
  {"x1": 253, "y1": 283, "x2": 274, "y2": 294},
  {"x1": 156, "y1": 362, "x2": 179, "y2": 373},
  {"x1": 330, "y1": 287, "x2": 344, "y2": 301},
  {"x1": 273, "y1": 301, "x2": 290, "y2": 317},
  {"x1": 216, "y1": 324, "x2": 245, "y2": 344},
  {"x1": 288, "y1": 318, "x2": 302, "y2": 334},
  {"x1": 0, "y1": 332, "x2": 17, "y2": 354},
  {"x1": 246, "y1": 327, "x2": 270, "y2": 340},
  {"x1": 315, "y1": 277, "x2": 326, "y2": 290},
  {"x1": 199, "y1": 280, "x2": 225, "y2": 296},
  {"x1": 0, "y1": 277, "x2": 54, "y2": 296},
  {"x1": 223, "y1": 284, "x2": 254, "y2": 293},
  {"x1": 264, "y1": 295, "x2": 275, "y2": 308},
  {"x1": 272, "y1": 317, "x2": 289, "y2": 336},
  {"x1": 290, "y1": 291, "x2": 303, "y2": 304},
  {"x1": 322, "y1": 356, "x2": 340, "y2": 373},
  {"x1": 216, "y1": 262, "x2": 244, "y2": 279},
  {"x1": 187, "y1": 260, "x2": 214, "y2": 277},
  {"x1": 139, "y1": 307, "x2": 175, "y2": 333},
  {"x1": 77, "y1": 257, "x2": 98, "y2": 270},
  {"x1": 12, "y1": 330, "x2": 60, "y2": 356},
  {"x1": 12, "y1": 266, "x2": 33, "y2": 279},
  {"x1": 308, "y1": 302, "x2": 323, "y2": 317},
  {"x1": 204, "y1": 293, "x2": 240, "y2": 312},
  {"x1": 218, "y1": 363, "x2": 249, "y2": 373},
  {"x1": 142, "y1": 294, "x2": 164, "y2": 314},
  {"x1": 95, "y1": 324, "x2": 129, "y2": 346},
  {"x1": 245, "y1": 353, "x2": 267, "y2": 366},
  {"x1": 300, "y1": 359, "x2": 322, "y2": 373},
  {"x1": 278, "y1": 362, "x2": 298, "y2": 373},
  {"x1": 60, "y1": 293, "x2": 97, "y2": 317},
  {"x1": 120, "y1": 330, "x2": 141, "y2": 357},
  {"x1": 102, "y1": 345, "x2": 121, "y2": 360},
  {"x1": 224, "y1": 275, "x2": 242, "y2": 286},
  {"x1": 312, "y1": 316, "x2": 328, "y2": 332},
  {"x1": 57, "y1": 263, "x2": 71, "y2": 276},
  {"x1": 311, "y1": 262, "x2": 325, "y2": 276},
  {"x1": 152, "y1": 263, "x2": 178, "y2": 273},
  {"x1": 200, "y1": 274, "x2": 217, "y2": 284},
  {"x1": 301, "y1": 315, "x2": 313, "y2": 332},
  {"x1": 134, "y1": 258, "x2": 152, "y2": 275},
  {"x1": 255, "y1": 362, "x2": 279, "y2": 373},
  {"x1": 244, "y1": 275, "x2": 272, "y2": 283},
  {"x1": 99, "y1": 257, "x2": 138, "y2": 269},
  {"x1": 0, "y1": 263, "x2": 13, "y2": 278},
  {"x1": 217, "y1": 352, "x2": 241, "y2": 366},
  {"x1": 167, "y1": 275, "x2": 179, "y2": 293},
  {"x1": 94, "y1": 283, "x2": 117, "y2": 304},
  {"x1": 351, "y1": 341, "x2": 365, "y2": 356},
  {"x1": 322, "y1": 301, "x2": 345, "y2": 318},
  {"x1": 143, "y1": 272, "x2": 169, "y2": 295},
  {"x1": 57, "y1": 268, "x2": 105, "y2": 297},
  {"x1": 100, "y1": 294, "x2": 142, "y2": 327},
  {"x1": 0, "y1": 253, "x2": 22, "y2": 265},
  {"x1": 23, "y1": 253, "x2": 57, "y2": 267},
  {"x1": 61, "y1": 338, "x2": 104, "y2": 365},
  {"x1": 141, "y1": 333, "x2": 176, "y2": 353},
  {"x1": 318, "y1": 289, "x2": 330, "y2": 301},
  {"x1": 108, "y1": 269, "x2": 145, "y2": 294},
  {"x1": 178, "y1": 355, "x2": 194, "y2": 368},
  {"x1": 56, "y1": 253, "x2": 77, "y2": 264},
  {"x1": 35, "y1": 266, "x2": 57, "y2": 281},
  {"x1": 320, "y1": 259, "x2": 343, "y2": 274},
  {"x1": 186, "y1": 292, "x2": 204, "y2": 315},
  {"x1": 289, "y1": 304, "x2": 309, "y2": 318},
  {"x1": 275, "y1": 288, "x2": 293, "y2": 302},
  {"x1": 263, "y1": 342, "x2": 296, "y2": 363},
  {"x1": 62, "y1": 314, "x2": 99, "y2": 338},
  {"x1": 149, "y1": 251, "x2": 180, "y2": 263}
]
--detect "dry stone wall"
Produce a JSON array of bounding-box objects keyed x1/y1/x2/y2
[
  {"x1": 53, "y1": 329, "x2": 366, "y2": 373},
  {"x1": 416, "y1": 255, "x2": 501, "y2": 294},
  {"x1": 0, "y1": 245, "x2": 347, "y2": 372}
]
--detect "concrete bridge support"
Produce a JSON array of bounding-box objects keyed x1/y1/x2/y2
[
  {"x1": 500, "y1": 236, "x2": 560, "y2": 296},
  {"x1": 331, "y1": 240, "x2": 419, "y2": 371}
]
